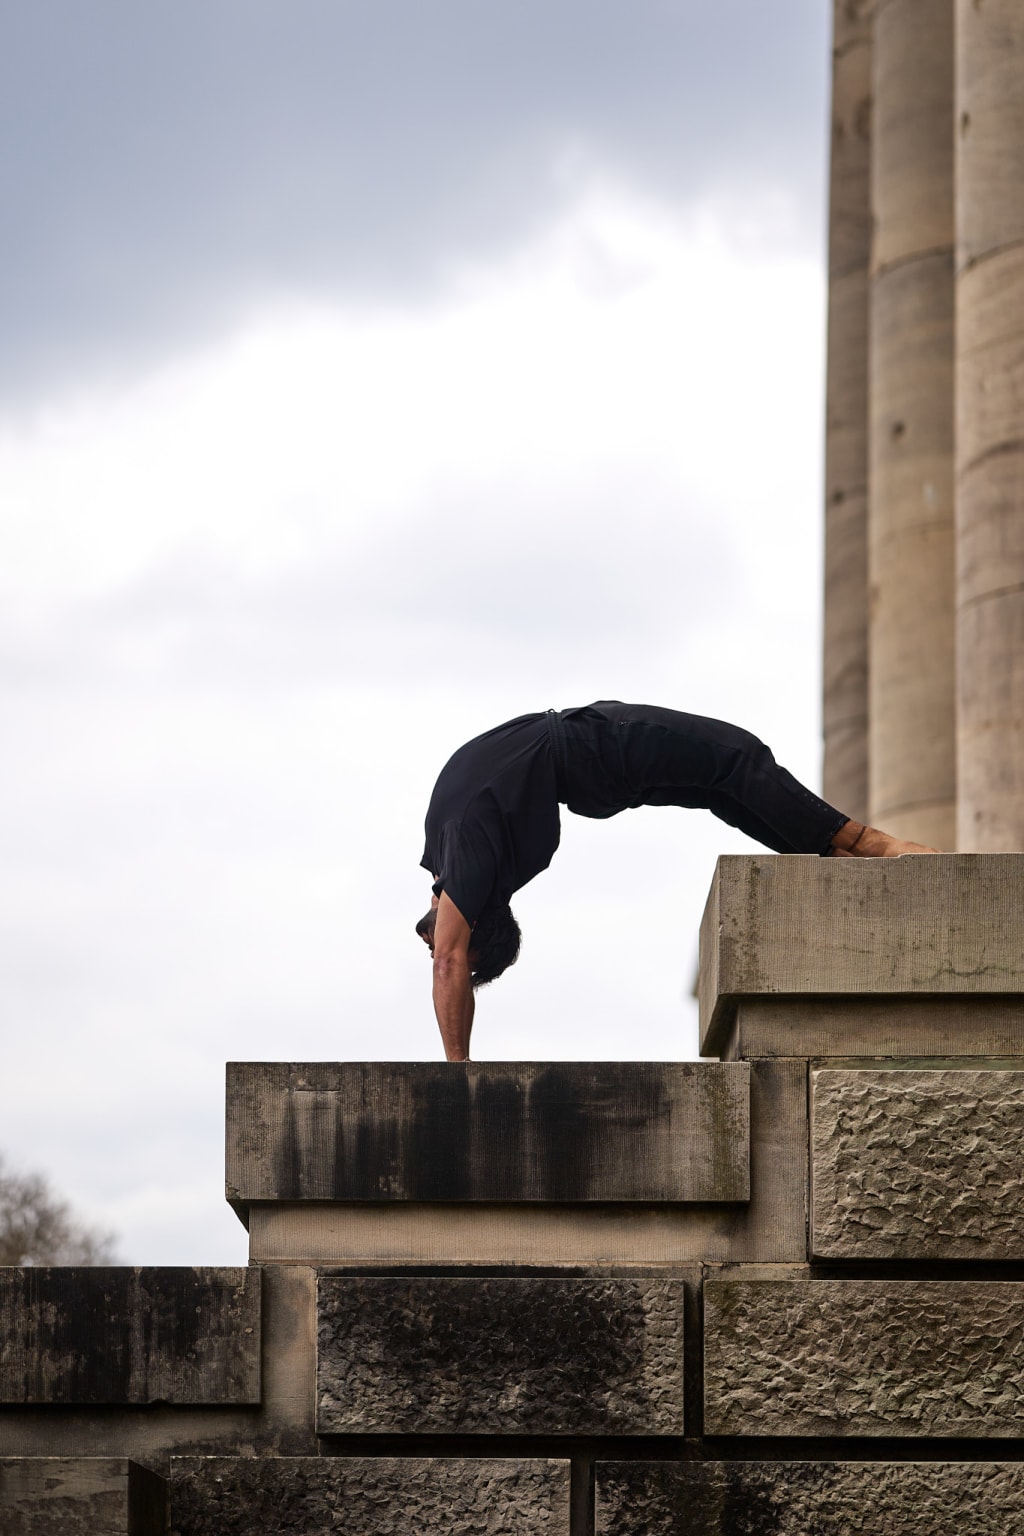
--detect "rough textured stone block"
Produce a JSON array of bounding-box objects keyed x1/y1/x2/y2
[
  {"x1": 698, "y1": 854, "x2": 1024, "y2": 1055},
  {"x1": 596, "y1": 1460, "x2": 1024, "y2": 1536},
  {"x1": 813, "y1": 1068, "x2": 1024, "y2": 1259},
  {"x1": 170, "y1": 1456, "x2": 570, "y2": 1535},
  {"x1": 316, "y1": 1275, "x2": 684, "y2": 1435},
  {"x1": 0, "y1": 1268, "x2": 260, "y2": 1405},
  {"x1": 227, "y1": 1061, "x2": 749, "y2": 1208},
  {"x1": 704, "y1": 1278, "x2": 1024, "y2": 1436},
  {"x1": 0, "y1": 1459, "x2": 167, "y2": 1535}
]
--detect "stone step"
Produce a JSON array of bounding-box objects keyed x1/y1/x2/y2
[
  {"x1": 0, "y1": 1458, "x2": 166, "y2": 1535},
  {"x1": 242, "y1": 1061, "x2": 806, "y2": 1268}
]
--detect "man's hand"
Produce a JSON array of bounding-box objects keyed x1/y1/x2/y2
[{"x1": 428, "y1": 891, "x2": 475, "y2": 1061}]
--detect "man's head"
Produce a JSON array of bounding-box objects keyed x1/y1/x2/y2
[
  {"x1": 415, "y1": 898, "x2": 522, "y2": 988},
  {"x1": 468, "y1": 901, "x2": 522, "y2": 986}
]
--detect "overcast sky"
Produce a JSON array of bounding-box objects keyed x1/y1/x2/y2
[{"x1": 1, "y1": 1, "x2": 830, "y2": 1264}]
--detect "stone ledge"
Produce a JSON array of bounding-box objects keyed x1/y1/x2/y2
[
  {"x1": 0, "y1": 1458, "x2": 167, "y2": 1535},
  {"x1": 704, "y1": 1276, "x2": 1024, "y2": 1437},
  {"x1": 169, "y1": 1456, "x2": 571, "y2": 1535},
  {"x1": 813, "y1": 1067, "x2": 1024, "y2": 1259},
  {"x1": 316, "y1": 1274, "x2": 686, "y2": 1435},
  {"x1": 698, "y1": 854, "x2": 1024, "y2": 1056},
  {"x1": 596, "y1": 1461, "x2": 1024, "y2": 1535},
  {"x1": 716, "y1": 998, "x2": 1024, "y2": 1061},
  {"x1": 0, "y1": 1269, "x2": 260, "y2": 1406},
  {"x1": 244, "y1": 1061, "x2": 804, "y2": 1266},
  {"x1": 227, "y1": 1061, "x2": 749, "y2": 1211}
]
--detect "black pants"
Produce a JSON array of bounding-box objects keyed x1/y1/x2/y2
[{"x1": 557, "y1": 703, "x2": 848, "y2": 856}]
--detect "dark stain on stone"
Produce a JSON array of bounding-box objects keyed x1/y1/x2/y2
[
  {"x1": 597, "y1": 1462, "x2": 784, "y2": 1536},
  {"x1": 406, "y1": 1067, "x2": 474, "y2": 1200},
  {"x1": 0, "y1": 1268, "x2": 260, "y2": 1406},
  {"x1": 527, "y1": 1063, "x2": 673, "y2": 1202},
  {"x1": 317, "y1": 1276, "x2": 679, "y2": 1436},
  {"x1": 255, "y1": 1063, "x2": 744, "y2": 1203},
  {"x1": 275, "y1": 1085, "x2": 303, "y2": 1201}
]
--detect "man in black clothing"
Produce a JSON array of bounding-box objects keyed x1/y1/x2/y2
[{"x1": 417, "y1": 702, "x2": 937, "y2": 1060}]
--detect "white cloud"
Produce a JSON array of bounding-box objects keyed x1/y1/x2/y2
[{"x1": 0, "y1": 178, "x2": 825, "y2": 1262}]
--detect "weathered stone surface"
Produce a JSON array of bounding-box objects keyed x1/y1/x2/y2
[
  {"x1": 170, "y1": 1457, "x2": 570, "y2": 1535},
  {"x1": 0, "y1": 1266, "x2": 314, "y2": 1469},
  {"x1": 596, "y1": 1460, "x2": 1024, "y2": 1535},
  {"x1": 699, "y1": 854, "x2": 1024, "y2": 1056},
  {"x1": 813, "y1": 1068, "x2": 1024, "y2": 1258},
  {"x1": 0, "y1": 1268, "x2": 260, "y2": 1405},
  {"x1": 247, "y1": 1061, "x2": 805, "y2": 1266},
  {"x1": 704, "y1": 1278, "x2": 1024, "y2": 1436},
  {"x1": 227, "y1": 1061, "x2": 749, "y2": 1208},
  {"x1": 0, "y1": 1459, "x2": 167, "y2": 1535},
  {"x1": 316, "y1": 1275, "x2": 684, "y2": 1435}
]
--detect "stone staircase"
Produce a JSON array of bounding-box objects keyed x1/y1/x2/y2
[{"x1": 2, "y1": 853, "x2": 1024, "y2": 1534}]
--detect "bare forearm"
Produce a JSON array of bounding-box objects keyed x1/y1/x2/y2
[{"x1": 432, "y1": 957, "x2": 475, "y2": 1061}]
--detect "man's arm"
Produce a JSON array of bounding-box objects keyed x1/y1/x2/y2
[{"x1": 431, "y1": 891, "x2": 475, "y2": 1061}]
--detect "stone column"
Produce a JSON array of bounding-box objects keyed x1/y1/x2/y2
[
  {"x1": 822, "y1": 0, "x2": 872, "y2": 822},
  {"x1": 867, "y1": 0, "x2": 956, "y2": 848},
  {"x1": 955, "y1": 1, "x2": 1024, "y2": 851}
]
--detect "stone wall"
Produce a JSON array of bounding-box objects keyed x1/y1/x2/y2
[{"x1": 3, "y1": 856, "x2": 1024, "y2": 1534}]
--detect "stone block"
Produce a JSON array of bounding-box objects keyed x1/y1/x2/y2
[
  {"x1": 595, "y1": 1460, "x2": 1024, "y2": 1536},
  {"x1": 316, "y1": 1274, "x2": 685, "y2": 1435},
  {"x1": 0, "y1": 1266, "x2": 314, "y2": 1469},
  {"x1": 0, "y1": 1459, "x2": 167, "y2": 1535},
  {"x1": 0, "y1": 1268, "x2": 260, "y2": 1406},
  {"x1": 704, "y1": 1276, "x2": 1024, "y2": 1436},
  {"x1": 698, "y1": 854, "x2": 1024, "y2": 1057},
  {"x1": 227, "y1": 1061, "x2": 749, "y2": 1208},
  {"x1": 169, "y1": 1456, "x2": 570, "y2": 1535},
  {"x1": 813, "y1": 1068, "x2": 1024, "y2": 1259},
  {"x1": 246, "y1": 1061, "x2": 805, "y2": 1267}
]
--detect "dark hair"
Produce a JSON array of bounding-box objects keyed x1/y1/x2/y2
[{"x1": 470, "y1": 902, "x2": 522, "y2": 988}]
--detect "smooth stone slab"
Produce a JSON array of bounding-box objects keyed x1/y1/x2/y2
[
  {"x1": 0, "y1": 1269, "x2": 260, "y2": 1405},
  {"x1": 247, "y1": 1061, "x2": 805, "y2": 1266},
  {"x1": 813, "y1": 1068, "x2": 1024, "y2": 1259},
  {"x1": 169, "y1": 1457, "x2": 570, "y2": 1535},
  {"x1": 0, "y1": 1459, "x2": 167, "y2": 1536},
  {"x1": 698, "y1": 854, "x2": 1024, "y2": 1056},
  {"x1": 596, "y1": 1461, "x2": 1024, "y2": 1536},
  {"x1": 704, "y1": 1277, "x2": 1024, "y2": 1437},
  {"x1": 227, "y1": 1061, "x2": 749, "y2": 1209},
  {"x1": 718, "y1": 997, "x2": 1024, "y2": 1061},
  {"x1": 316, "y1": 1275, "x2": 685, "y2": 1435}
]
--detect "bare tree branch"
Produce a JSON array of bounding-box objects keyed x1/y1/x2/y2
[{"x1": 0, "y1": 1155, "x2": 119, "y2": 1266}]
